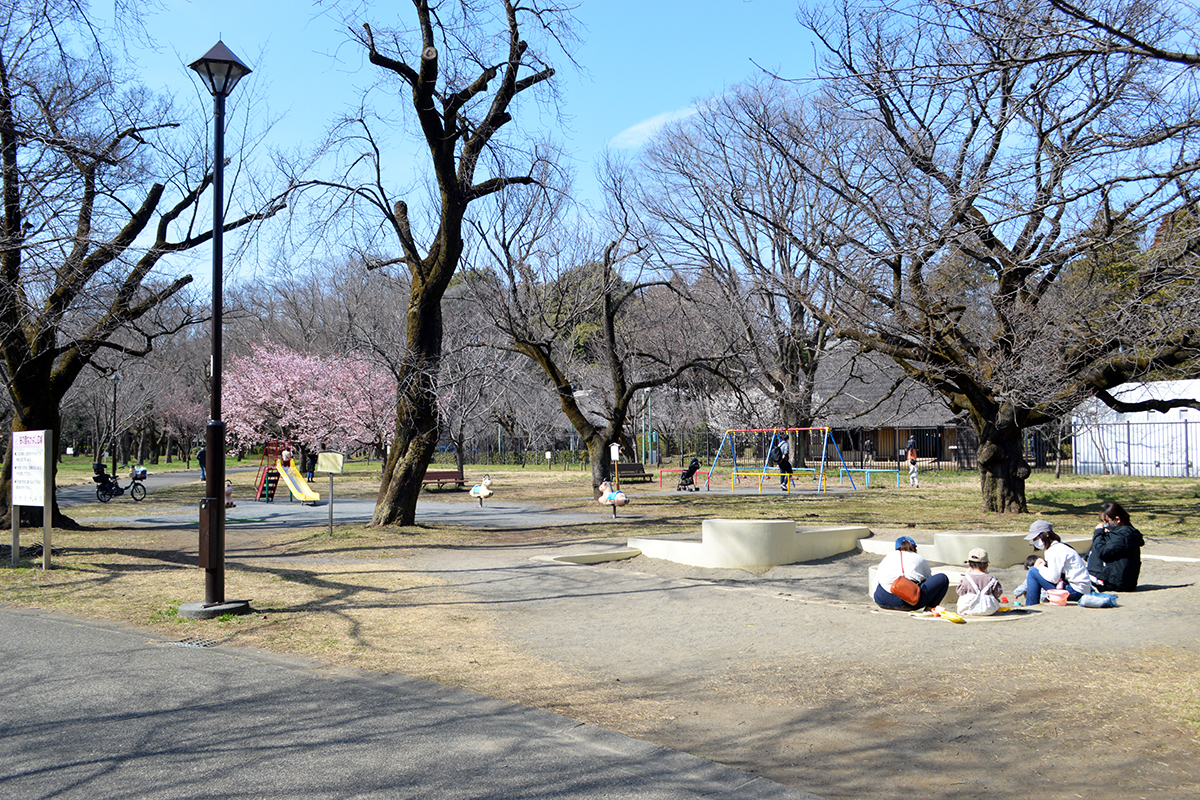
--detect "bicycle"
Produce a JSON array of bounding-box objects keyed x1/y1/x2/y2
[{"x1": 93, "y1": 464, "x2": 147, "y2": 503}]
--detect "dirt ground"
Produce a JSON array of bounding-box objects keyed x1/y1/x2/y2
[
  {"x1": 382, "y1": 527, "x2": 1200, "y2": 800},
  {"x1": 4, "y1": 508, "x2": 1199, "y2": 800},
  {"x1": 565, "y1": 543, "x2": 1200, "y2": 800}
]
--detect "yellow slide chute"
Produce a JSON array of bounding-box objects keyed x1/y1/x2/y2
[{"x1": 276, "y1": 460, "x2": 320, "y2": 502}]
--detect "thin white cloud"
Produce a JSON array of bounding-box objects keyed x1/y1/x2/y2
[{"x1": 607, "y1": 105, "x2": 699, "y2": 149}]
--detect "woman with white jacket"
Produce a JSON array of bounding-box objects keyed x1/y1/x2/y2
[{"x1": 1023, "y1": 520, "x2": 1091, "y2": 604}]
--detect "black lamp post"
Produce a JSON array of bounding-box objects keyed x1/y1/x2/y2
[{"x1": 180, "y1": 41, "x2": 252, "y2": 619}]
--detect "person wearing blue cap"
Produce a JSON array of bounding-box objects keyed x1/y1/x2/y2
[{"x1": 871, "y1": 535, "x2": 949, "y2": 611}]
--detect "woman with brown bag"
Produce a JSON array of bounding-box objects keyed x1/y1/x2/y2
[{"x1": 871, "y1": 536, "x2": 949, "y2": 611}]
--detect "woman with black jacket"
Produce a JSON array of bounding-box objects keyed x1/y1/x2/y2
[{"x1": 1088, "y1": 501, "x2": 1145, "y2": 592}]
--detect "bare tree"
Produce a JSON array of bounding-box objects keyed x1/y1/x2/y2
[
  {"x1": 438, "y1": 282, "x2": 528, "y2": 470},
  {"x1": 0, "y1": 2, "x2": 287, "y2": 525},
  {"x1": 761, "y1": 0, "x2": 1200, "y2": 512},
  {"x1": 488, "y1": 363, "x2": 564, "y2": 464},
  {"x1": 984, "y1": 0, "x2": 1200, "y2": 66},
  {"x1": 467, "y1": 156, "x2": 739, "y2": 494},
  {"x1": 259, "y1": 255, "x2": 525, "y2": 470},
  {"x1": 640, "y1": 82, "x2": 861, "y2": 463},
  {"x1": 294, "y1": 1, "x2": 576, "y2": 526}
]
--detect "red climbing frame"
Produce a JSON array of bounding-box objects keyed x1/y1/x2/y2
[{"x1": 255, "y1": 440, "x2": 291, "y2": 501}]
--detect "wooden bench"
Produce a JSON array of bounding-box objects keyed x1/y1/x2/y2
[
  {"x1": 615, "y1": 462, "x2": 654, "y2": 483},
  {"x1": 421, "y1": 468, "x2": 466, "y2": 489}
]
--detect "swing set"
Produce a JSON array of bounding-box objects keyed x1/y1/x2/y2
[{"x1": 704, "y1": 427, "x2": 857, "y2": 493}]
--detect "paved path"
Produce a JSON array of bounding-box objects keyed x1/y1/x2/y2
[
  {"x1": 28, "y1": 473, "x2": 825, "y2": 798},
  {"x1": 0, "y1": 608, "x2": 819, "y2": 800},
  {"x1": 57, "y1": 467, "x2": 845, "y2": 530},
  {"x1": 58, "y1": 468, "x2": 611, "y2": 531}
]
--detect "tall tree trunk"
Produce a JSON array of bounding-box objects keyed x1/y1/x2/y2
[
  {"x1": 371, "y1": 278, "x2": 446, "y2": 527},
  {"x1": 359, "y1": 1, "x2": 561, "y2": 526},
  {"x1": 144, "y1": 420, "x2": 158, "y2": 464},
  {"x1": 975, "y1": 411, "x2": 1031, "y2": 513},
  {"x1": 451, "y1": 419, "x2": 466, "y2": 473},
  {"x1": 92, "y1": 411, "x2": 103, "y2": 467},
  {"x1": 775, "y1": 337, "x2": 820, "y2": 468},
  {"x1": 586, "y1": 434, "x2": 610, "y2": 495},
  {"x1": 584, "y1": 424, "x2": 636, "y2": 497}
]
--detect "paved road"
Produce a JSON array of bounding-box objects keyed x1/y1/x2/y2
[
  {"x1": 0, "y1": 607, "x2": 821, "y2": 800},
  {"x1": 57, "y1": 466, "x2": 847, "y2": 532},
  {"x1": 31, "y1": 469, "x2": 829, "y2": 798},
  {"x1": 57, "y1": 468, "x2": 605, "y2": 531}
]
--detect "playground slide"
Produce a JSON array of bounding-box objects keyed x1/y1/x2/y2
[{"x1": 276, "y1": 460, "x2": 321, "y2": 502}]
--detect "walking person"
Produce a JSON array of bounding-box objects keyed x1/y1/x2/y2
[
  {"x1": 197, "y1": 446, "x2": 206, "y2": 481},
  {"x1": 906, "y1": 436, "x2": 919, "y2": 487},
  {"x1": 775, "y1": 436, "x2": 793, "y2": 490}
]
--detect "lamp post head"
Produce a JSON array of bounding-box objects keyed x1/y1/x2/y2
[{"x1": 189, "y1": 41, "x2": 252, "y2": 97}]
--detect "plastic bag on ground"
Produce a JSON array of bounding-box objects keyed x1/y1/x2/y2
[{"x1": 1078, "y1": 592, "x2": 1118, "y2": 608}]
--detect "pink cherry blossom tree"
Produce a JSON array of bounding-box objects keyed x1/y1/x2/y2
[{"x1": 224, "y1": 341, "x2": 396, "y2": 453}]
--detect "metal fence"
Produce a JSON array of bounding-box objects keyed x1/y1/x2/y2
[
  {"x1": 434, "y1": 420, "x2": 1197, "y2": 478},
  {"x1": 1072, "y1": 420, "x2": 1196, "y2": 478}
]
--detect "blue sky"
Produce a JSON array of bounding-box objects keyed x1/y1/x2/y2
[{"x1": 127, "y1": 0, "x2": 816, "y2": 205}]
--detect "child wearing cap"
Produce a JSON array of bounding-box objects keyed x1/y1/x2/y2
[{"x1": 955, "y1": 548, "x2": 1003, "y2": 615}]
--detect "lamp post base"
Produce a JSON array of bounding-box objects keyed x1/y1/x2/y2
[{"x1": 177, "y1": 599, "x2": 252, "y2": 619}]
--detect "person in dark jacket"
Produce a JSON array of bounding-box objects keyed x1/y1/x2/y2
[
  {"x1": 775, "y1": 437, "x2": 793, "y2": 490},
  {"x1": 1087, "y1": 500, "x2": 1144, "y2": 592}
]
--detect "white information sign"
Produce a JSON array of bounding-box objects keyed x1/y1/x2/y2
[
  {"x1": 316, "y1": 452, "x2": 344, "y2": 474},
  {"x1": 12, "y1": 430, "x2": 48, "y2": 507},
  {"x1": 11, "y1": 429, "x2": 52, "y2": 569}
]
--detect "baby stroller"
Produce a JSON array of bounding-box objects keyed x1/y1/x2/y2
[{"x1": 676, "y1": 457, "x2": 702, "y2": 492}]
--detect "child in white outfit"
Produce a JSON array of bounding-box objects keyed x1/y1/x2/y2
[
  {"x1": 906, "y1": 439, "x2": 919, "y2": 487},
  {"x1": 956, "y1": 548, "x2": 1003, "y2": 615}
]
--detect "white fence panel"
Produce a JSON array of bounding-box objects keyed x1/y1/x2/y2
[{"x1": 1073, "y1": 420, "x2": 1195, "y2": 477}]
